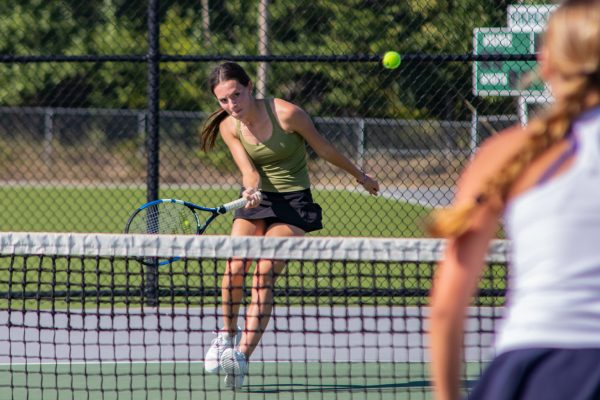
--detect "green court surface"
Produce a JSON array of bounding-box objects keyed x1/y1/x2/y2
[
  {"x1": 0, "y1": 362, "x2": 485, "y2": 399},
  {"x1": 1, "y1": 362, "x2": 436, "y2": 400}
]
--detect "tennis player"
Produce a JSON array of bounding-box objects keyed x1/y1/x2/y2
[
  {"x1": 428, "y1": 0, "x2": 600, "y2": 399},
  {"x1": 200, "y1": 61, "x2": 379, "y2": 389}
]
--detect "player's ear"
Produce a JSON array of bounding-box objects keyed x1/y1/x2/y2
[{"x1": 246, "y1": 80, "x2": 253, "y2": 94}]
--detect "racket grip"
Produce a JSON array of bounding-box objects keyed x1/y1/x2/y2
[
  {"x1": 223, "y1": 192, "x2": 263, "y2": 212},
  {"x1": 222, "y1": 197, "x2": 247, "y2": 212}
]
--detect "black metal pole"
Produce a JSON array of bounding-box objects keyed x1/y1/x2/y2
[
  {"x1": 145, "y1": 0, "x2": 160, "y2": 307},
  {"x1": 147, "y1": 0, "x2": 160, "y2": 203}
]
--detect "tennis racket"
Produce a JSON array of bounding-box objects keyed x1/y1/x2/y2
[
  {"x1": 124, "y1": 196, "x2": 256, "y2": 265},
  {"x1": 125, "y1": 197, "x2": 253, "y2": 235}
]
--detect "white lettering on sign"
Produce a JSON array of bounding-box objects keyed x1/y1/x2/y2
[
  {"x1": 482, "y1": 33, "x2": 512, "y2": 48},
  {"x1": 508, "y1": 5, "x2": 558, "y2": 32},
  {"x1": 480, "y1": 73, "x2": 508, "y2": 86}
]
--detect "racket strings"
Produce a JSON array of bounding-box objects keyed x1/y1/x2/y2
[{"x1": 130, "y1": 203, "x2": 198, "y2": 234}]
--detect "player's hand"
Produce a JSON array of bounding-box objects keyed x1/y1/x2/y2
[
  {"x1": 358, "y1": 172, "x2": 379, "y2": 196},
  {"x1": 242, "y1": 187, "x2": 262, "y2": 208}
]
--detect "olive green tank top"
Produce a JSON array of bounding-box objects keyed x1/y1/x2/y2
[{"x1": 237, "y1": 100, "x2": 310, "y2": 192}]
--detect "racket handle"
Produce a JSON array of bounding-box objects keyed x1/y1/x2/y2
[
  {"x1": 222, "y1": 198, "x2": 245, "y2": 212},
  {"x1": 222, "y1": 192, "x2": 263, "y2": 212}
]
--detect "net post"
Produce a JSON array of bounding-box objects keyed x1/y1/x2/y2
[
  {"x1": 143, "y1": 0, "x2": 160, "y2": 308},
  {"x1": 144, "y1": 260, "x2": 159, "y2": 307}
]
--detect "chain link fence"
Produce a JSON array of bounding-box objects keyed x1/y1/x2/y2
[{"x1": 0, "y1": 1, "x2": 553, "y2": 236}]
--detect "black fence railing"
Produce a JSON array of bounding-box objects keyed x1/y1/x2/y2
[{"x1": 0, "y1": 1, "x2": 553, "y2": 236}]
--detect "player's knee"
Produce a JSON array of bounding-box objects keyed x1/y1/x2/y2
[
  {"x1": 255, "y1": 262, "x2": 284, "y2": 286},
  {"x1": 226, "y1": 258, "x2": 247, "y2": 276}
]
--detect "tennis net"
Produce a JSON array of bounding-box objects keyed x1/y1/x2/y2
[{"x1": 0, "y1": 232, "x2": 509, "y2": 400}]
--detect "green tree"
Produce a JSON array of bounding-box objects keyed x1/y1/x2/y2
[{"x1": 0, "y1": 0, "x2": 529, "y2": 119}]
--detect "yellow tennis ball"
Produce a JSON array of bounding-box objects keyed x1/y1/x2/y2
[{"x1": 382, "y1": 51, "x2": 401, "y2": 69}]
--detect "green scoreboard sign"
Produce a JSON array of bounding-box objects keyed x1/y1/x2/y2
[
  {"x1": 473, "y1": 28, "x2": 544, "y2": 96},
  {"x1": 473, "y1": 5, "x2": 557, "y2": 97}
]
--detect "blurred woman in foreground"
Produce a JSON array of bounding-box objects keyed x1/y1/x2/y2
[{"x1": 428, "y1": 1, "x2": 600, "y2": 399}]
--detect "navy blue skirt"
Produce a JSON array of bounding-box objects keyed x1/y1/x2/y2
[
  {"x1": 234, "y1": 188, "x2": 323, "y2": 233},
  {"x1": 467, "y1": 348, "x2": 600, "y2": 400}
]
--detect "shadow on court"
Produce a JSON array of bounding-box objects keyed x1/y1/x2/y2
[
  {"x1": 240, "y1": 379, "x2": 478, "y2": 399},
  {"x1": 244, "y1": 380, "x2": 431, "y2": 393}
]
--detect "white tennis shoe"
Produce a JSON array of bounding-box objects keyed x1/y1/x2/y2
[
  {"x1": 220, "y1": 348, "x2": 248, "y2": 390},
  {"x1": 204, "y1": 327, "x2": 242, "y2": 374}
]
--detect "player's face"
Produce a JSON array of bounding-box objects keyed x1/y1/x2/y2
[{"x1": 213, "y1": 79, "x2": 252, "y2": 119}]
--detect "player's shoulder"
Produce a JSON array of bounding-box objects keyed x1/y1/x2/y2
[
  {"x1": 271, "y1": 98, "x2": 306, "y2": 120},
  {"x1": 269, "y1": 98, "x2": 309, "y2": 131},
  {"x1": 271, "y1": 97, "x2": 299, "y2": 112},
  {"x1": 472, "y1": 124, "x2": 529, "y2": 169},
  {"x1": 456, "y1": 124, "x2": 530, "y2": 200},
  {"x1": 218, "y1": 114, "x2": 238, "y2": 138}
]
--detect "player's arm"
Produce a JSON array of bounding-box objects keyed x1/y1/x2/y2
[
  {"x1": 429, "y1": 127, "x2": 525, "y2": 400},
  {"x1": 219, "y1": 117, "x2": 261, "y2": 206},
  {"x1": 272, "y1": 98, "x2": 379, "y2": 195}
]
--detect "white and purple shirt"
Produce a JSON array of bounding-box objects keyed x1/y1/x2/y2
[{"x1": 497, "y1": 106, "x2": 600, "y2": 353}]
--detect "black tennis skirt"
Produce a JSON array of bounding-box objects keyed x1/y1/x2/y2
[
  {"x1": 467, "y1": 348, "x2": 600, "y2": 400},
  {"x1": 234, "y1": 188, "x2": 323, "y2": 233}
]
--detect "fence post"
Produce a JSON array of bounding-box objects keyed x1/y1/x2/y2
[
  {"x1": 356, "y1": 118, "x2": 365, "y2": 169},
  {"x1": 145, "y1": 0, "x2": 160, "y2": 307},
  {"x1": 470, "y1": 106, "x2": 478, "y2": 155},
  {"x1": 43, "y1": 108, "x2": 54, "y2": 164},
  {"x1": 256, "y1": 0, "x2": 270, "y2": 97}
]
